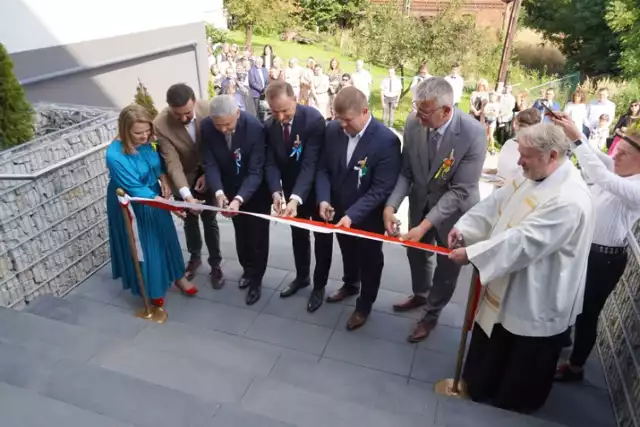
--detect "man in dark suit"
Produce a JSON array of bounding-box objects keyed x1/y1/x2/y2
[
  {"x1": 200, "y1": 95, "x2": 271, "y2": 305},
  {"x1": 316, "y1": 86, "x2": 402, "y2": 329},
  {"x1": 248, "y1": 57, "x2": 269, "y2": 122},
  {"x1": 263, "y1": 81, "x2": 333, "y2": 312}
]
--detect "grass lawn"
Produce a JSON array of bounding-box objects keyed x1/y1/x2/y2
[{"x1": 227, "y1": 30, "x2": 471, "y2": 129}]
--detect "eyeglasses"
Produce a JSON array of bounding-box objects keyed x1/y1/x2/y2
[{"x1": 413, "y1": 102, "x2": 444, "y2": 119}]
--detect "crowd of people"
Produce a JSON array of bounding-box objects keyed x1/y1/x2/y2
[{"x1": 104, "y1": 72, "x2": 640, "y2": 416}]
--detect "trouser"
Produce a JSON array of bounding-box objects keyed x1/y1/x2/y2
[
  {"x1": 232, "y1": 214, "x2": 270, "y2": 282},
  {"x1": 496, "y1": 120, "x2": 513, "y2": 146},
  {"x1": 291, "y1": 204, "x2": 333, "y2": 287},
  {"x1": 569, "y1": 246, "x2": 628, "y2": 367},
  {"x1": 407, "y1": 227, "x2": 462, "y2": 323},
  {"x1": 382, "y1": 96, "x2": 398, "y2": 127},
  {"x1": 182, "y1": 188, "x2": 222, "y2": 267},
  {"x1": 333, "y1": 233, "x2": 384, "y2": 314},
  {"x1": 463, "y1": 323, "x2": 569, "y2": 414},
  {"x1": 253, "y1": 98, "x2": 262, "y2": 122}
]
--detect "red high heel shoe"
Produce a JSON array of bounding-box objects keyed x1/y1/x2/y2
[
  {"x1": 175, "y1": 280, "x2": 199, "y2": 297},
  {"x1": 151, "y1": 298, "x2": 165, "y2": 307}
]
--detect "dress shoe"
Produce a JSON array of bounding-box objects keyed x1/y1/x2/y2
[
  {"x1": 175, "y1": 280, "x2": 199, "y2": 297},
  {"x1": 210, "y1": 265, "x2": 226, "y2": 290},
  {"x1": 280, "y1": 278, "x2": 310, "y2": 298},
  {"x1": 307, "y1": 288, "x2": 325, "y2": 313},
  {"x1": 554, "y1": 363, "x2": 584, "y2": 382},
  {"x1": 393, "y1": 295, "x2": 427, "y2": 312},
  {"x1": 346, "y1": 310, "x2": 368, "y2": 330},
  {"x1": 326, "y1": 284, "x2": 360, "y2": 303},
  {"x1": 184, "y1": 258, "x2": 202, "y2": 281},
  {"x1": 239, "y1": 275, "x2": 251, "y2": 289},
  {"x1": 151, "y1": 297, "x2": 165, "y2": 307},
  {"x1": 407, "y1": 320, "x2": 437, "y2": 343},
  {"x1": 246, "y1": 283, "x2": 262, "y2": 306}
]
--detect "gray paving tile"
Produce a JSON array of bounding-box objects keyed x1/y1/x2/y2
[
  {"x1": 418, "y1": 324, "x2": 464, "y2": 354},
  {"x1": 105, "y1": 289, "x2": 143, "y2": 310},
  {"x1": 323, "y1": 330, "x2": 415, "y2": 376},
  {"x1": 244, "y1": 313, "x2": 333, "y2": 355},
  {"x1": 262, "y1": 291, "x2": 344, "y2": 329},
  {"x1": 338, "y1": 287, "x2": 424, "y2": 321},
  {"x1": 435, "y1": 396, "x2": 565, "y2": 427},
  {"x1": 0, "y1": 340, "x2": 61, "y2": 391},
  {"x1": 410, "y1": 348, "x2": 457, "y2": 383},
  {"x1": 212, "y1": 404, "x2": 296, "y2": 427},
  {"x1": 337, "y1": 307, "x2": 417, "y2": 345},
  {"x1": 241, "y1": 377, "x2": 434, "y2": 427},
  {"x1": 269, "y1": 355, "x2": 437, "y2": 416},
  {"x1": 218, "y1": 258, "x2": 289, "y2": 290},
  {"x1": 70, "y1": 272, "x2": 123, "y2": 304},
  {"x1": 163, "y1": 294, "x2": 259, "y2": 336},
  {"x1": 0, "y1": 307, "x2": 115, "y2": 363},
  {"x1": 536, "y1": 383, "x2": 615, "y2": 427},
  {"x1": 90, "y1": 342, "x2": 253, "y2": 404},
  {"x1": 438, "y1": 302, "x2": 466, "y2": 328},
  {"x1": 26, "y1": 295, "x2": 147, "y2": 339},
  {"x1": 41, "y1": 359, "x2": 217, "y2": 427},
  {"x1": 0, "y1": 382, "x2": 133, "y2": 427}
]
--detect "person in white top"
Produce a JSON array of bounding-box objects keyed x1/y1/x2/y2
[
  {"x1": 351, "y1": 59, "x2": 373, "y2": 100},
  {"x1": 380, "y1": 67, "x2": 403, "y2": 127},
  {"x1": 588, "y1": 113, "x2": 610, "y2": 151},
  {"x1": 284, "y1": 58, "x2": 303, "y2": 100},
  {"x1": 583, "y1": 88, "x2": 616, "y2": 137},
  {"x1": 444, "y1": 63, "x2": 464, "y2": 107},
  {"x1": 497, "y1": 84, "x2": 516, "y2": 145},
  {"x1": 550, "y1": 113, "x2": 640, "y2": 383},
  {"x1": 409, "y1": 63, "x2": 433, "y2": 106},
  {"x1": 563, "y1": 90, "x2": 587, "y2": 130},
  {"x1": 448, "y1": 122, "x2": 595, "y2": 413}
]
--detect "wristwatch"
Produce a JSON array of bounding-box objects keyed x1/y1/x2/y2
[{"x1": 573, "y1": 139, "x2": 583, "y2": 148}]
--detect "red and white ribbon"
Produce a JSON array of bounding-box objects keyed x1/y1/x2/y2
[{"x1": 116, "y1": 194, "x2": 144, "y2": 262}]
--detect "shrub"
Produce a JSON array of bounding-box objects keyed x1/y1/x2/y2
[
  {"x1": 205, "y1": 24, "x2": 229, "y2": 45},
  {"x1": 0, "y1": 42, "x2": 34, "y2": 149},
  {"x1": 134, "y1": 79, "x2": 158, "y2": 119}
]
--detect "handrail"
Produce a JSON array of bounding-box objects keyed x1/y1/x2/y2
[{"x1": 19, "y1": 40, "x2": 205, "y2": 99}]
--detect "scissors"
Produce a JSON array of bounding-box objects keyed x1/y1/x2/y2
[{"x1": 325, "y1": 205, "x2": 335, "y2": 223}]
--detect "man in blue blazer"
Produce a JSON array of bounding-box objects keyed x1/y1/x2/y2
[
  {"x1": 248, "y1": 57, "x2": 269, "y2": 122},
  {"x1": 316, "y1": 86, "x2": 402, "y2": 330},
  {"x1": 263, "y1": 81, "x2": 333, "y2": 312},
  {"x1": 200, "y1": 95, "x2": 271, "y2": 305}
]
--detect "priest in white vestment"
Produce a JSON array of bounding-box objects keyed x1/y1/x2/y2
[{"x1": 447, "y1": 122, "x2": 595, "y2": 413}]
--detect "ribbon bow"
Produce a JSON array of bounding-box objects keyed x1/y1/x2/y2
[
  {"x1": 234, "y1": 148, "x2": 242, "y2": 175},
  {"x1": 290, "y1": 134, "x2": 303, "y2": 162},
  {"x1": 353, "y1": 157, "x2": 368, "y2": 189}
]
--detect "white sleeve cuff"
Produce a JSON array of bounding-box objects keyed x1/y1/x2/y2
[
  {"x1": 215, "y1": 190, "x2": 225, "y2": 197},
  {"x1": 179, "y1": 187, "x2": 192, "y2": 199},
  {"x1": 290, "y1": 194, "x2": 303, "y2": 205},
  {"x1": 234, "y1": 195, "x2": 244, "y2": 204}
]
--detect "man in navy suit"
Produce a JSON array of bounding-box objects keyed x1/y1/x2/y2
[
  {"x1": 316, "y1": 86, "x2": 402, "y2": 329},
  {"x1": 263, "y1": 81, "x2": 333, "y2": 312},
  {"x1": 248, "y1": 57, "x2": 269, "y2": 122},
  {"x1": 200, "y1": 95, "x2": 271, "y2": 305}
]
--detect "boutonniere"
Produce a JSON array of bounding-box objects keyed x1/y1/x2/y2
[
  {"x1": 233, "y1": 148, "x2": 242, "y2": 175},
  {"x1": 434, "y1": 149, "x2": 455, "y2": 179},
  {"x1": 150, "y1": 140, "x2": 158, "y2": 152},
  {"x1": 289, "y1": 134, "x2": 303, "y2": 162},
  {"x1": 353, "y1": 157, "x2": 368, "y2": 189}
]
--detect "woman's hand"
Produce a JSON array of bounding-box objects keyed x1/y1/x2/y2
[{"x1": 159, "y1": 177, "x2": 172, "y2": 200}]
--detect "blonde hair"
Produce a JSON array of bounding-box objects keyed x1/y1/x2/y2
[{"x1": 117, "y1": 104, "x2": 153, "y2": 155}]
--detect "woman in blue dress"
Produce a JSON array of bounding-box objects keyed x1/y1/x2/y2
[{"x1": 106, "y1": 104, "x2": 198, "y2": 307}]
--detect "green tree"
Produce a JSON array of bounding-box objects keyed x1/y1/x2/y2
[
  {"x1": 134, "y1": 79, "x2": 158, "y2": 119},
  {"x1": 298, "y1": 0, "x2": 367, "y2": 33},
  {"x1": 522, "y1": 0, "x2": 621, "y2": 76},
  {"x1": 0, "y1": 42, "x2": 34, "y2": 149},
  {"x1": 224, "y1": 0, "x2": 299, "y2": 48},
  {"x1": 606, "y1": 0, "x2": 640, "y2": 77}
]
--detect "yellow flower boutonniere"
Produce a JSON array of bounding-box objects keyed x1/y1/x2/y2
[
  {"x1": 434, "y1": 149, "x2": 455, "y2": 179},
  {"x1": 150, "y1": 140, "x2": 158, "y2": 152}
]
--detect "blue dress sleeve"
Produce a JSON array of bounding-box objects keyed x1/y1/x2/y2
[{"x1": 106, "y1": 147, "x2": 157, "y2": 199}]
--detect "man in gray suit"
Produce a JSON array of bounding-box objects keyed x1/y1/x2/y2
[{"x1": 384, "y1": 77, "x2": 487, "y2": 343}]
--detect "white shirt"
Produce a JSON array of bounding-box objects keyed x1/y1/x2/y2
[
  {"x1": 179, "y1": 115, "x2": 198, "y2": 199},
  {"x1": 499, "y1": 94, "x2": 516, "y2": 122},
  {"x1": 351, "y1": 70, "x2": 373, "y2": 99},
  {"x1": 381, "y1": 76, "x2": 402, "y2": 98},
  {"x1": 563, "y1": 102, "x2": 587, "y2": 129},
  {"x1": 574, "y1": 139, "x2": 640, "y2": 247},
  {"x1": 584, "y1": 99, "x2": 616, "y2": 129},
  {"x1": 496, "y1": 138, "x2": 522, "y2": 181},
  {"x1": 457, "y1": 161, "x2": 595, "y2": 337},
  {"x1": 346, "y1": 115, "x2": 372, "y2": 164},
  {"x1": 444, "y1": 74, "x2": 464, "y2": 104}
]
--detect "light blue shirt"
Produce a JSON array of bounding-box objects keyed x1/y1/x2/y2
[{"x1": 431, "y1": 110, "x2": 454, "y2": 150}]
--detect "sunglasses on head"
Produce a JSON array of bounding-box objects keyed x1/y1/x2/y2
[{"x1": 621, "y1": 134, "x2": 640, "y2": 152}]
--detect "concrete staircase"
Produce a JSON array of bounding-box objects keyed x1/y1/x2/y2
[{"x1": 0, "y1": 244, "x2": 615, "y2": 427}]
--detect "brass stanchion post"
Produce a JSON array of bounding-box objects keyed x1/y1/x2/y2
[
  {"x1": 116, "y1": 188, "x2": 167, "y2": 324},
  {"x1": 434, "y1": 268, "x2": 480, "y2": 398}
]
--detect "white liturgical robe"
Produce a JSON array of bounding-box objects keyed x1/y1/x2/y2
[{"x1": 456, "y1": 160, "x2": 595, "y2": 338}]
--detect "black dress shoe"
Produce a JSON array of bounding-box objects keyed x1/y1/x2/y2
[
  {"x1": 307, "y1": 288, "x2": 325, "y2": 313},
  {"x1": 246, "y1": 283, "x2": 262, "y2": 306},
  {"x1": 280, "y1": 278, "x2": 310, "y2": 298},
  {"x1": 239, "y1": 276, "x2": 251, "y2": 289}
]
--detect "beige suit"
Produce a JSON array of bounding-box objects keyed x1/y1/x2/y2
[{"x1": 154, "y1": 100, "x2": 209, "y2": 190}]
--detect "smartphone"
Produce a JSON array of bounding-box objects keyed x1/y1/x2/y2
[{"x1": 541, "y1": 102, "x2": 560, "y2": 120}]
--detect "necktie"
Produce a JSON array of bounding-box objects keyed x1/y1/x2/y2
[
  {"x1": 428, "y1": 129, "x2": 439, "y2": 166},
  {"x1": 226, "y1": 133, "x2": 232, "y2": 150},
  {"x1": 389, "y1": 78, "x2": 393, "y2": 95},
  {"x1": 283, "y1": 124, "x2": 291, "y2": 150}
]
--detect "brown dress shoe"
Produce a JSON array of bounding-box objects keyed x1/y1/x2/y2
[
  {"x1": 185, "y1": 258, "x2": 202, "y2": 281},
  {"x1": 393, "y1": 295, "x2": 427, "y2": 312},
  {"x1": 346, "y1": 311, "x2": 368, "y2": 330},
  {"x1": 326, "y1": 285, "x2": 359, "y2": 303},
  {"x1": 210, "y1": 265, "x2": 225, "y2": 290},
  {"x1": 407, "y1": 320, "x2": 437, "y2": 343}
]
